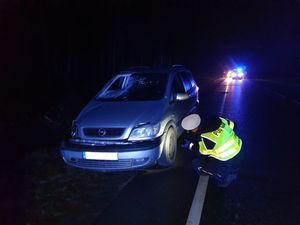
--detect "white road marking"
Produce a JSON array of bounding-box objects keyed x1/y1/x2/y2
[
  {"x1": 292, "y1": 99, "x2": 300, "y2": 105},
  {"x1": 219, "y1": 81, "x2": 230, "y2": 115},
  {"x1": 186, "y1": 79, "x2": 230, "y2": 225},
  {"x1": 270, "y1": 90, "x2": 300, "y2": 106},
  {"x1": 276, "y1": 93, "x2": 285, "y2": 98},
  {"x1": 263, "y1": 85, "x2": 300, "y2": 105},
  {"x1": 185, "y1": 175, "x2": 209, "y2": 225}
]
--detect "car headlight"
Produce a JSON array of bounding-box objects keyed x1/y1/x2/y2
[{"x1": 128, "y1": 123, "x2": 160, "y2": 141}]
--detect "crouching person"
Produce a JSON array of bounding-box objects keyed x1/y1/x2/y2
[{"x1": 181, "y1": 114, "x2": 242, "y2": 187}]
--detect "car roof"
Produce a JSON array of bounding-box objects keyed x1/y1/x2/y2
[{"x1": 118, "y1": 65, "x2": 187, "y2": 75}]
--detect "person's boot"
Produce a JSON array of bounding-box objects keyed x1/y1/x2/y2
[{"x1": 217, "y1": 173, "x2": 237, "y2": 187}]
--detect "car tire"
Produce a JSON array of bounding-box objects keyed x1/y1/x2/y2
[{"x1": 158, "y1": 127, "x2": 177, "y2": 167}]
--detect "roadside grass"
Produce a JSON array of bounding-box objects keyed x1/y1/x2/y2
[{"x1": 24, "y1": 147, "x2": 136, "y2": 225}]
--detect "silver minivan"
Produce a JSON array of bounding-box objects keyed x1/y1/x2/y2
[{"x1": 60, "y1": 65, "x2": 199, "y2": 171}]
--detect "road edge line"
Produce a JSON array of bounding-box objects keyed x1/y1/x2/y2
[{"x1": 185, "y1": 175, "x2": 209, "y2": 225}]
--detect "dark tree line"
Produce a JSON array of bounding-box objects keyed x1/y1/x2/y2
[{"x1": 1, "y1": 0, "x2": 300, "y2": 116}]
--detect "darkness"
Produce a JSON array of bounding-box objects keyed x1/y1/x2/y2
[
  {"x1": 1, "y1": 0, "x2": 300, "y2": 116},
  {"x1": 1, "y1": 1, "x2": 300, "y2": 224}
]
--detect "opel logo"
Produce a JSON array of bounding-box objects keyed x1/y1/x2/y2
[{"x1": 97, "y1": 128, "x2": 107, "y2": 137}]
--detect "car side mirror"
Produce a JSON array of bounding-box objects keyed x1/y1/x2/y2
[{"x1": 175, "y1": 93, "x2": 189, "y2": 101}]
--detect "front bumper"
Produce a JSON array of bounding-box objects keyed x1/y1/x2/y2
[{"x1": 60, "y1": 137, "x2": 164, "y2": 171}]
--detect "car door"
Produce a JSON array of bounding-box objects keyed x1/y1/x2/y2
[
  {"x1": 178, "y1": 71, "x2": 199, "y2": 113},
  {"x1": 169, "y1": 72, "x2": 190, "y2": 135}
]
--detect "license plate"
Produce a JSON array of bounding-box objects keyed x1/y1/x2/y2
[{"x1": 83, "y1": 152, "x2": 118, "y2": 160}]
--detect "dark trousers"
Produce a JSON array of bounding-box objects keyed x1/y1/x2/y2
[{"x1": 192, "y1": 155, "x2": 239, "y2": 187}]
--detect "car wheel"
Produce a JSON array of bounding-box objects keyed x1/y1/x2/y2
[{"x1": 158, "y1": 127, "x2": 177, "y2": 167}]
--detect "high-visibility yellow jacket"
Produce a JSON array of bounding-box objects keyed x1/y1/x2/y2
[{"x1": 198, "y1": 117, "x2": 242, "y2": 161}]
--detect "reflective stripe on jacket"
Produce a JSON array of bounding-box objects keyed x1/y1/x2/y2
[{"x1": 198, "y1": 117, "x2": 242, "y2": 161}]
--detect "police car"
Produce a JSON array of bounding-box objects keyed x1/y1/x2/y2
[{"x1": 226, "y1": 67, "x2": 246, "y2": 80}]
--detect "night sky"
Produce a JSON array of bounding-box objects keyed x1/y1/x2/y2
[{"x1": 1, "y1": 0, "x2": 300, "y2": 115}]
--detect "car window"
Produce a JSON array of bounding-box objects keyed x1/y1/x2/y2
[
  {"x1": 97, "y1": 73, "x2": 167, "y2": 101},
  {"x1": 174, "y1": 74, "x2": 186, "y2": 93},
  {"x1": 185, "y1": 71, "x2": 196, "y2": 87},
  {"x1": 108, "y1": 76, "x2": 126, "y2": 91},
  {"x1": 179, "y1": 71, "x2": 193, "y2": 92},
  {"x1": 170, "y1": 74, "x2": 186, "y2": 102}
]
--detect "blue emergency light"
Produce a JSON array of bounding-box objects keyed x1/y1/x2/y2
[{"x1": 236, "y1": 67, "x2": 243, "y2": 73}]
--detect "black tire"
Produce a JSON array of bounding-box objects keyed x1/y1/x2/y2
[{"x1": 158, "y1": 127, "x2": 177, "y2": 167}]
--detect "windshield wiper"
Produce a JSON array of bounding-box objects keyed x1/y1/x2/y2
[
  {"x1": 116, "y1": 95, "x2": 129, "y2": 101},
  {"x1": 96, "y1": 96, "x2": 129, "y2": 102}
]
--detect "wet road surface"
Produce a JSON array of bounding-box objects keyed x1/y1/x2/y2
[
  {"x1": 93, "y1": 78, "x2": 300, "y2": 225},
  {"x1": 200, "y1": 79, "x2": 300, "y2": 225},
  {"x1": 11, "y1": 78, "x2": 300, "y2": 225}
]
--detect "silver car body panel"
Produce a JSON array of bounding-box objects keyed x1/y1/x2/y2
[{"x1": 60, "y1": 66, "x2": 199, "y2": 171}]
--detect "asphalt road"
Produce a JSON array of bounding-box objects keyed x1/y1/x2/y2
[
  {"x1": 200, "y1": 79, "x2": 300, "y2": 225},
  {"x1": 92, "y1": 78, "x2": 300, "y2": 225},
  {"x1": 6, "y1": 78, "x2": 299, "y2": 225}
]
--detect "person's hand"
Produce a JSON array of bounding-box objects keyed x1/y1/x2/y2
[
  {"x1": 181, "y1": 139, "x2": 191, "y2": 150},
  {"x1": 188, "y1": 142, "x2": 194, "y2": 150}
]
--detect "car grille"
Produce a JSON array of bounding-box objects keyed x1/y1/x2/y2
[
  {"x1": 83, "y1": 128, "x2": 125, "y2": 138},
  {"x1": 67, "y1": 158, "x2": 134, "y2": 169}
]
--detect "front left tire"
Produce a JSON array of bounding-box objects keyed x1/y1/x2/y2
[{"x1": 158, "y1": 127, "x2": 177, "y2": 167}]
